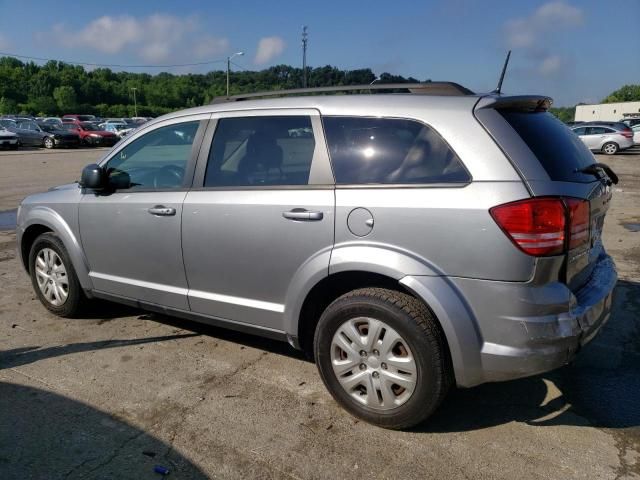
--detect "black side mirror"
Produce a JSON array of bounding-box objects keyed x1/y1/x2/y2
[{"x1": 80, "y1": 164, "x2": 105, "y2": 190}]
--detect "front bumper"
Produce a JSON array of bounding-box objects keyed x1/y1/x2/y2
[
  {"x1": 468, "y1": 254, "x2": 617, "y2": 383},
  {"x1": 54, "y1": 137, "x2": 80, "y2": 147}
]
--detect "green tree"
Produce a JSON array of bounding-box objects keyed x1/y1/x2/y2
[
  {"x1": 602, "y1": 85, "x2": 640, "y2": 103},
  {"x1": 53, "y1": 85, "x2": 77, "y2": 112},
  {"x1": 0, "y1": 96, "x2": 17, "y2": 114}
]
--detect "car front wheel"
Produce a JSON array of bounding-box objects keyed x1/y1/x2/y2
[
  {"x1": 29, "y1": 232, "x2": 89, "y2": 317},
  {"x1": 314, "y1": 288, "x2": 451, "y2": 429},
  {"x1": 43, "y1": 137, "x2": 54, "y2": 149}
]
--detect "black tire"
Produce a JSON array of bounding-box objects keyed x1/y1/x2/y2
[
  {"x1": 602, "y1": 142, "x2": 618, "y2": 155},
  {"x1": 314, "y1": 288, "x2": 451, "y2": 429},
  {"x1": 9, "y1": 143, "x2": 18, "y2": 150},
  {"x1": 43, "y1": 136, "x2": 55, "y2": 149},
  {"x1": 28, "y1": 232, "x2": 89, "y2": 317}
]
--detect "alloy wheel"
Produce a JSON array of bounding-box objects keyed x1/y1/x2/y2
[{"x1": 34, "y1": 248, "x2": 69, "y2": 306}]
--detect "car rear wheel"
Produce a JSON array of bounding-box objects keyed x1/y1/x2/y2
[
  {"x1": 29, "y1": 232, "x2": 89, "y2": 317},
  {"x1": 314, "y1": 288, "x2": 451, "y2": 429},
  {"x1": 602, "y1": 142, "x2": 618, "y2": 155},
  {"x1": 43, "y1": 137, "x2": 54, "y2": 149}
]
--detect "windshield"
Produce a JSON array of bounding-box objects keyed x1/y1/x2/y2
[
  {"x1": 499, "y1": 111, "x2": 596, "y2": 183},
  {"x1": 81, "y1": 123, "x2": 99, "y2": 131},
  {"x1": 78, "y1": 115, "x2": 95, "y2": 121}
]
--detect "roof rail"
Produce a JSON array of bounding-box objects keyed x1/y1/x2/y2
[{"x1": 211, "y1": 81, "x2": 474, "y2": 103}]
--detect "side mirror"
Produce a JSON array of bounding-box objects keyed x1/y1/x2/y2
[{"x1": 79, "y1": 164, "x2": 105, "y2": 190}]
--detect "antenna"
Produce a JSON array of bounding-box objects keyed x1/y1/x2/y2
[
  {"x1": 301, "y1": 26, "x2": 308, "y2": 88},
  {"x1": 493, "y1": 50, "x2": 511, "y2": 94}
]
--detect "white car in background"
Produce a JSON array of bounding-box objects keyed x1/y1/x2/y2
[
  {"x1": 632, "y1": 124, "x2": 640, "y2": 145},
  {"x1": 571, "y1": 123, "x2": 634, "y2": 155},
  {"x1": 100, "y1": 121, "x2": 136, "y2": 139},
  {"x1": 0, "y1": 126, "x2": 19, "y2": 149}
]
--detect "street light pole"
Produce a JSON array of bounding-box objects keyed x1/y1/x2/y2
[
  {"x1": 130, "y1": 87, "x2": 137, "y2": 117},
  {"x1": 301, "y1": 26, "x2": 308, "y2": 88},
  {"x1": 226, "y1": 51, "x2": 244, "y2": 97}
]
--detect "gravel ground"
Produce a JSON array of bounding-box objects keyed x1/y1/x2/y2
[{"x1": 0, "y1": 147, "x2": 638, "y2": 479}]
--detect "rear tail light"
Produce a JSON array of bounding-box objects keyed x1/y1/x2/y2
[
  {"x1": 566, "y1": 198, "x2": 590, "y2": 249},
  {"x1": 490, "y1": 197, "x2": 590, "y2": 257},
  {"x1": 620, "y1": 129, "x2": 633, "y2": 139}
]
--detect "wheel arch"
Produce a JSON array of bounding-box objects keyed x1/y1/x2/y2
[{"x1": 19, "y1": 207, "x2": 93, "y2": 291}]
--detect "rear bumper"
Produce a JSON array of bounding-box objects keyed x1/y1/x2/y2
[
  {"x1": 464, "y1": 252, "x2": 617, "y2": 382},
  {"x1": 0, "y1": 137, "x2": 18, "y2": 146}
]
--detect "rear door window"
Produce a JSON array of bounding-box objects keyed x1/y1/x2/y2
[
  {"x1": 499, "y1": 111, "x2": 595, "y2": 183},
  {"x1": 204, "y1": 116, "x2": 315, "y2": 187},
  {"x1": 322, "y1": 116, "x2": 470, "y2": 185}
]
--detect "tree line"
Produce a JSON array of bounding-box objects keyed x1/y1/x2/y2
[
  {"x1": 0, "y1": 56, "x2": 637, "y2": 120},
  {"x1": 0, "y1": 56, "x2": 418, "y2": 117}
]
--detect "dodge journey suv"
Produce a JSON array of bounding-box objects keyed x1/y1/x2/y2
[{"x1": 17, "y1": 83, "x2": 618, "y2": 429}]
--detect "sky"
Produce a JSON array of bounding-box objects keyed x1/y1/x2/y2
[{"x1": 0, "y1": 0, "x2": 638, "y2": 107}]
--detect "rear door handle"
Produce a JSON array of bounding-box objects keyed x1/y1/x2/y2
[
  {"x1": 148, "y1": 205, "x2": 176, "y2": 216},
  {"x1": 282, "y1": 209, "x2": 323, "y2": 221}
]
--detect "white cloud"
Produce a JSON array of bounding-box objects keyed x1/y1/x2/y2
[
  {"x1": 538, "y1": 54, "x2": 563, "y2": 75},
  {"x1": 503, "y1": 2, "x2": 583, "y2": 78},
  {"x1": 194, "y1": 35, "x2": 230, "y2": 59},
  {"x1": 0, "y1": 33, "x2": 11, "y2": 50},
  {"x1": 504, "y1": 1, "x2": 584, "y2": 48},
  {"x1": 40, "y1": 14, "x2": 228, "y2": 64},
  {"x1": 254, "y1": 36, "x2": 285, "y2": 65}
]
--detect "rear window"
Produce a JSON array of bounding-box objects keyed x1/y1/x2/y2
[
  {"x1": 323, "y1": 116, "x2": 470, "y2": 185},
  {"x1": 500, "y1": 111, "x2": 595, "y2": 183}
]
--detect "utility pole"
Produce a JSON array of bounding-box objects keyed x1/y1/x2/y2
[
  {"x1": 227, "y1": 51, "x2": 244, "y2": 97},
  {"x1": 130, "y1": 87, "x2": 138, "y2": 117},
  {"x1": 302, "y1": 26, "x2": 308, "y2": 88}
]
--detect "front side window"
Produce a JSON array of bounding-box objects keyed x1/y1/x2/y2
[
  {"x1": 104, "y1": 121, "x2": 199, "y2": 190},
  {"x1": 204, "y1": 116, "x2": 315, "y2": 187},
  {"x1": 322, "y1": 116, "x2": 470, "y2": 185}
]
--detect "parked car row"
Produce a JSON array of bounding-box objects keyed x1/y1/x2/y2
[{"x1": 0, "y1": 114, "x2": 152, "y2": 150}]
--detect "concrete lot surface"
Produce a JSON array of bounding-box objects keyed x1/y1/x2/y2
[{"x1": 0, "y1": 147, "x2": 639, "y2": 479}]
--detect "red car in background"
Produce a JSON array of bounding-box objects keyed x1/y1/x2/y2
[{"x1": 61, "y1": 121, "x2": 118, "y2": 147}]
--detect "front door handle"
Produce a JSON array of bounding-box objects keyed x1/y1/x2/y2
[
  {"x1": 148, "y1": 205, "x2": 176, "y2": 216},
  {"x1": 282, "y1": 209, "x2": 324, "y2": 221}
]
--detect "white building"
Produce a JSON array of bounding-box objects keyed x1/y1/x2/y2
[{"x1": 575, "y1": 101, "x2": 640, "y2": 122}]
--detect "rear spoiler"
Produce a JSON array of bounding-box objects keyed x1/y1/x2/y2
[{"x1": 475, "y1": 95, "x2": 552, "y2": 112}]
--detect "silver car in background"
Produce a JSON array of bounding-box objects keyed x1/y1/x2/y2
[
  {"x1": 571, "y1": 123, "x2": 634, "y2": 154},
  {"x1": 16, "y1": 83, "x2": 618, "y2": 429}
]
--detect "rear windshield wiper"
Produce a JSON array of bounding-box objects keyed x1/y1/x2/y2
[{"x1": 576, "y1": 163, "x2": 618, "y2": 185}]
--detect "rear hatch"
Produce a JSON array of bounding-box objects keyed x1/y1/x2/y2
[{"x1": 475, "y1": 96, "x2": 614, "y2": 293}]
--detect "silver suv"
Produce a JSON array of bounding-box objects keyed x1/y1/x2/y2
[{"x1": 16, "y1": 83, "x2": 618, "y2": 429}]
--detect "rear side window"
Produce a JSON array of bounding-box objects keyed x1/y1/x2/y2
[
  {"x1": 322, "y1": 116, "x2": 470, "y2": 185},
  {"x1": 499, "y1": 111, "x2": 595, "y2": 183},
  {"x1": 205, "y1": 116, "x2": 315, "y2": 187}
]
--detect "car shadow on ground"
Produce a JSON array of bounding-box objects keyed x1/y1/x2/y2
[
  {"x1": 421, "y1": 279, "x2": 640, "y2": 434},
  {"x1": 0, "y1": 381, "x2": 209, "y2": 479},
  {"x1": 3, "y1": 281, "x2": 638, "y2": 435}
]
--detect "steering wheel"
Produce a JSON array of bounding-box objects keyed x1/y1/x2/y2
[{"x1": 153, "y1": 165, "x2": 185, "y2": 189}]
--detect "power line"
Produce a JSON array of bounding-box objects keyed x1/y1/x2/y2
[
  {"x1": 229, "y1": 60, "x2": 247, "y2": 71},
  {"x1": 0, "y1": 51, "x2": 228, "y2": 69}
]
